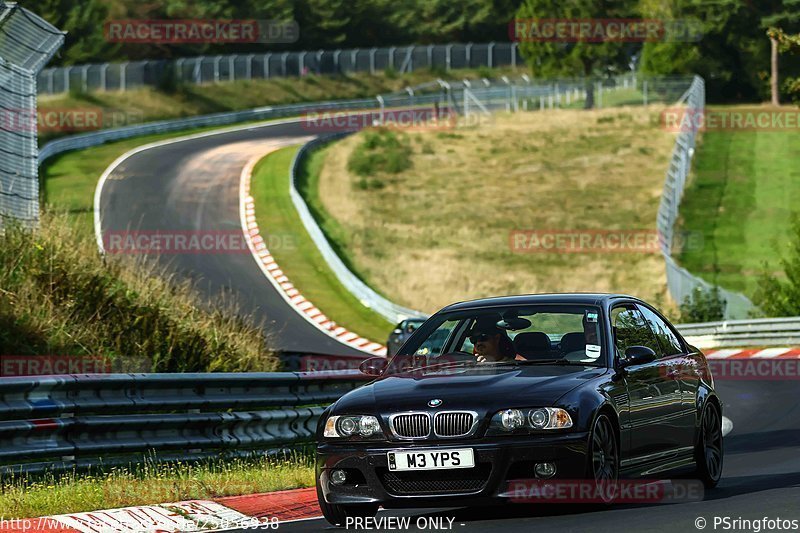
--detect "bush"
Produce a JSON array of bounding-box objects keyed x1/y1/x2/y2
[
  {"x1": 347, "y1": 128, "x2": 412, "y2": 179},
  {"x1": 753, "y1": 213, "x2": 800, "y2": 316},
  {"x1": 0, "y1": 213, "x2": 277, "y2": 372},
  {"x1": 679, "y1": 286, "x2": 726, "y2": 323}
]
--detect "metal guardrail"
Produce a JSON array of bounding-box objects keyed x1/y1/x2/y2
[
  {"x1": 0, "y1": 371, "x2": 368, "y2": 475},
  {"x1": 37, "y1": 42, "x2": 521, "y2": 95},
  {"x1": 677, "y1": 317, "x2": 800, "y2": 348}
]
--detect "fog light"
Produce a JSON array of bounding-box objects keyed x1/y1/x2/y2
[
  {"x1": 330, "y1": 469, "x2": 347, "y2": 486},
  {"x1": 535, "y1": 462, "x2": 556, "y2": 479}
]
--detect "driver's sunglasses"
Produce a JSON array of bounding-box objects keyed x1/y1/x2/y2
[{"x1": 469, "y1": 333, "x2": 491, "y2": 344}]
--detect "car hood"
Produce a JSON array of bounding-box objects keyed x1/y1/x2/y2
[{"x1": 332, "y1": 364, "x2": 608, "y2": 415}]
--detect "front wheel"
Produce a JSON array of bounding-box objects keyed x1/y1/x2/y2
[
  {"x1": 587, "y1": 413, "x2": 619, "y2": 503},
  {"x1": 316, "y1": 484, "x2": 378, "y2": 526},
  {"x1": 694, "y1": 401, "x2": 723, "y2": 488}
]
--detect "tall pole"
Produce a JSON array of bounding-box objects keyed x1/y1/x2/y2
[{"x1": 771, "y1": 36, "x2": 780, "y2": 106}]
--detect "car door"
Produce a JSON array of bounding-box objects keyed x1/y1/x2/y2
[
  {"x1": 636, "y1": 304, "x2": 697, "y2": 451},
  {"x1": 611, "y1": 304, "x2": 683, "y2": 463}
]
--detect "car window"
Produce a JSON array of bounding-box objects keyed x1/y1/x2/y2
[
  {"x1": 637, "y1": 305, "x2": 684, "y2": 357},
  {"x1": 414, "y1": 319, "x2": 459, "y2": 356},
  {"x1": 611, "y1": 305, "x2": 662, "y2": 359}
]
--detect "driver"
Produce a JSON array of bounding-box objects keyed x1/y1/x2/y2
[{"x1": 468, "y1": 316, "x2": 525, "y2": 363}]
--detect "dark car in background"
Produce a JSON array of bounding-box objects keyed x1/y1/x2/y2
[
  {"x1": 386, "y1": 318, "x2": 426, "y2": 356},
  {"x1": 316, "y1": 294, "x2": 723, "y2": 525}
]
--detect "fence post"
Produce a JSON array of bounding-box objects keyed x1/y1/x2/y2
[
  {"x1": 316, "y1": 50, "x2": 324, "y2": 74},
  {"x1": 487, "y1": 42, "x2": 495, "y2": 69},
  {"x1": 81, "y1": 64, "x2": 89, "y2": 92},
  {"x1": 299, "y1": 51, "x2": 306, "y2": 75},
  {"x1": 193, "y1": 57, "x2": 202, "y2": 84},
  {"x1": 511, "y1": 42, "x2": 518, "y2": 69},
  {"x1": 263, "y1": 53, "x2": 271, "y2": 78},
  {"x1": 445, "y1": 44, "x2": 453, "y2": 71},
  {"x1": 47, "y1": 69, "x2": 54, "y2": 93},
  {"x1": 427, "y1": 44, "x2": 433, "y2": 68},
  {"x1": 228, "y1": 56, "x2": 235, "y2": 81},
  {"x1": 100, "y1": 63, "x2": 109, "y2": 91},
  {"x1": 281, "y1": 52, "x2": 289, "y2": 76},
  {"x1": 333, "y1": 49, "x2": 341, "y2": 72},
  {"x1": 369, "y1": 48, "x2": 376, "y2": 75},
  {"x1": 466, "y1": 42, "x2": 473, "y2": 67},
  {"x1": 62, "y1": 66, "x2": 69, "y2": 93},
  {"x1": 120, "y1": 62, "x2": 127, "y2": 91},
  {"x1": 246, "y1": 54, "x2": 254, "y2": 80},
  {"x1": 388, "y1": 46, "x2": 395, "y2": 70},
  {"x1": 643, "y1": 80, "x2": 648, "y2": 106},
  {"x1": 214, "y1": 56, "x2": 221, "y2": 83},
  {"x1": 350, "y1": 49, "x2": 357, "y2": 72}
]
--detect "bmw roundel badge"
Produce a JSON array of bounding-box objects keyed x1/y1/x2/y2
[{"x1": 428, "y1": 399, "x2": 443, "y2": 407}]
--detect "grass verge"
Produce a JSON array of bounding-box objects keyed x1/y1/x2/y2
[
  {"x1": 249, "y1": 147, "x2": 394, "y2": 342},
  {"x1": 0, "y1": 212, "x2": 277, "y2": 372},
  {"x1": 677, "y1": 107, "x2": 800, "y2": 298},
  {"x1": 0, "y1": 454, "x2": 313, "y2": 518},
  {"x1": 313, "y1": 107, "x2": 678, "y2": 315}
]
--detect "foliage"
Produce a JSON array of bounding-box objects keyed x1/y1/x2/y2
[
  {"x1": 754, "y1": 214, "x2": 800, "y2": 317},
  {"x1": 679, "y1": 287, "x2": 726, "y2": 323},
  {"x1": 0, "y1": 213, "x2": 276, "y2": 372},
  {"x1": 347, "y1": 128, "x2": 412, "y2": 179}
]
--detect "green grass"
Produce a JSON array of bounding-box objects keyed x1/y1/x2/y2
[
  {"x1": 249, "y1": 147, "x2": 394, "y2": 342},
  {"x1": 0, "y1": 212, "x2": 277, "y2": 372},
  {"x1": 0, "y1": 455, "x2": 313, "y2": 519},
  {"x1": 677, "y1": 109, "x2": 800, "y2": 297}
]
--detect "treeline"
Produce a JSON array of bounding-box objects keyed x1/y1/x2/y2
[{"x1": 27, "y1": 0, "x2": 800, "y2": 103}]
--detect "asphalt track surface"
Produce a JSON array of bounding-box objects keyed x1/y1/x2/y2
[
  {"x1": 97, "y1": 120, "x2": 364, "y2": 356},
  {"x1": 231, "y1": 378, "x2": 800, "y2": 532},
  {"x1": 101, "y1": 121, "x2": 800, "y2": 531}
]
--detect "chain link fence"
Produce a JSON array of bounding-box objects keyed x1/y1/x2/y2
[
  {"x1": 37, "y1": 42, "x2": 520, "y2": 94},
  {"x1": 656, "y1": 75, "x2": 754, "y2": 319},
  {"x1": 0, "y1": 3, "x2": 64, "y2": 227}
]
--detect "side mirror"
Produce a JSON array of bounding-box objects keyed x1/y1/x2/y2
[
  {"x1": 359, "y1": 356, "x2": 388, "y2": 376},
  {"x1": 392, "y1": 328, "x2": 402, "y2": 335},
  {"x1": 620, "y1": 346, "x2": 657, "y2": 367}
]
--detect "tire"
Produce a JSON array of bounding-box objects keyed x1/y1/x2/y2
[
  {"x1": 587, "y1": 413, "x2": 619, "y2": 503},
  {"x1": 316, "y1": 483, "x2": 378, "y2": 526},
  {"x1": 694, "y1": 401, "x2": 723, "y2": 488}
]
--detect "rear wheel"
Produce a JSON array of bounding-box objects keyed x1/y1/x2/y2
[
  {"x1": 316, "y1": 483, "x2": 378, "y2": 526},
  {"x1": 695, "y1": 401, "x2": 723, "y2": 488},
  {"x1": 588, "y1": 413, "x2": 619, "y2": 503}
]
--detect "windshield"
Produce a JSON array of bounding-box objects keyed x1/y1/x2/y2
[{"x1": 390, "y1": 304, "x2": 605, "y2": 372}]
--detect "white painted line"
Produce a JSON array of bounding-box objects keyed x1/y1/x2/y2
[
  {"x1": 722, "y1": 415, "x2": 733, "y2": 437},
  {"x1": 751, "y1": 347, "x2": 792, "y2": 358}
]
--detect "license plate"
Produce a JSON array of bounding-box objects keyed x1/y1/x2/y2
[{"x1": 387, "y1": 448, "x2": 474, "y2": 471}]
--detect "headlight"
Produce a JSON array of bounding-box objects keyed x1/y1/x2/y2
[
  {"x1": 324, "y1": 415, "x2": 384, "y2": 439},
  {"x1": 489, "y1": 407, "x2": 573, "y2": 434}
]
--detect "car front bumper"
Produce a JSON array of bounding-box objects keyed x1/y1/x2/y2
[{"x1": 317, "y1": 432, "x2": 589, "y2": 508}]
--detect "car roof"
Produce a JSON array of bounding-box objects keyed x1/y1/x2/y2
[{"x1": 440, "y1": 293, "x2": 640, "y2": 312}]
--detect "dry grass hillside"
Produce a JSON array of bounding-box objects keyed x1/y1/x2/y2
[{"x1": 314, "y1": 107, "x2": 677, "y2": 314}]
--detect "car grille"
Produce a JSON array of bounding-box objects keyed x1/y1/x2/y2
[
  {"x1": 392, "y1": 413, "x2": 430, "y2": 438},
  {"x1": 378, "y1": 464, "x2": 491, "y2": 495},
  {"x1": 434, "y1": 412, "x2": 475, "y2": 437}
]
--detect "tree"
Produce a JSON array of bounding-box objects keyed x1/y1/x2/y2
[
  {"x1": 768, "y1": 26, "x2": 800, "y2": 104},
  {"x1": 514, "y1": 0, "x2": 641, "y2": 108}
]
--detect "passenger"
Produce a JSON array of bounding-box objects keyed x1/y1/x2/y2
[{"x1": 468, "y1": 317, "x2": 526, "y2": 363}]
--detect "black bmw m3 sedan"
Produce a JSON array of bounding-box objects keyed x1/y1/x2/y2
[{"x1": 316, "y1": 294, "x2": 723, "y2": 525}]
